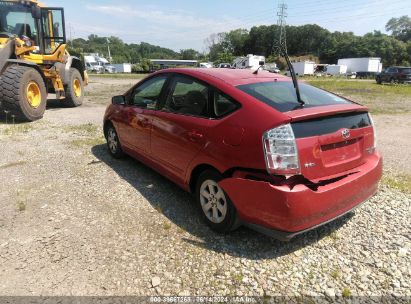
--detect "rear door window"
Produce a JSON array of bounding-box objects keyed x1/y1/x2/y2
[
  {"x1": 161, "y1": 75, "x2": 210, "y2": 118},
  {"x1": 213, "y1": 91, "x2": 239, "y2": 117}
]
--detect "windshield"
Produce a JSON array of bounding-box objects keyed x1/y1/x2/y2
[
  {"x1": 0, "y1": 2, "x2": 38, "y2": 40},
  {"x1": 237, "y1": 81, "x2": 351, "y2": 112},
  {"x1": 400, "y1": 68, "x2": 411, "y2": 74}
]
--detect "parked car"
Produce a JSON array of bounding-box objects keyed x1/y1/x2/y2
[
  {"x1": 218, "y1": 63, "x2": 232, "y2": 69},
  {"x1": 85, "y1": 62, "x2": 104, "y2": 74},
  {"x1": 103, "y1": 68, "x2": 382, "y2": 241},
  {"x1": 376, "y1": 66, "x2": 411, "y2": 84},
  {"x1": 104, "y1": 64, "x2": 117, "y2": 74}
]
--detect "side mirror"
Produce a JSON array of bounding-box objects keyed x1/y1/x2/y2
[
  {"x1": 112, "y1": 95, "x2": 126, "y2": 105},
  {"x1": 31, "y1": 6, "x2": 42, "y2": 19}
]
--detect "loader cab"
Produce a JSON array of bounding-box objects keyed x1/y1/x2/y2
[{"x1": 0, "y1": 1, "x2": 65, "y2": 54}]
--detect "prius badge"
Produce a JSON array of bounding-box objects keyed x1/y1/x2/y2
[{"x1": 342, "y1": 129, "x2": 351, "y2": 140}]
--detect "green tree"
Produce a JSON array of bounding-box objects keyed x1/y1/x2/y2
[
  {"x1": 180, "y1": 49, "x2": 200, "y2": 60},
  {"x1": 386, "y1": 15, "x2": 411, "y2": 42}
]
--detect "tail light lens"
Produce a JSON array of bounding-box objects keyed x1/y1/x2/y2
[
  {"x1": 263, "y1": 124, "x2": 300, "y2": 175},
  {"x1": 368, "y1": 113, "x2": 377, "y2": 149}
]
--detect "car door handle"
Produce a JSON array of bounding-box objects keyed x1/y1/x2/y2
[
  {"x1": 138, "y1": 118, "x2": 150, "y2": 128},
  {"x1": 188, "y1": 131, "x2": 204, "y2": 141}
]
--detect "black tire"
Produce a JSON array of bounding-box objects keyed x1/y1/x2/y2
[
  {"x1": 105, "y1": 123, "x2": 124, "y2": 159},
  {"x1": 64, "y1": 68, "x2": 84, "y2": 107},
  {"x1": 376, "y1": 77, "x2": 382, "y2": 84},
  {"x1": 195, "y1": 170, "x2": 240, "y2": 233},
  {"x1": 0, "y1": 65, "x2": 47, "y2": 121}
]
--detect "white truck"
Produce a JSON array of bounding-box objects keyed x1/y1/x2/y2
[
  {"x1": 326, "y1": 64, "x2": 348, "y2": 76},
  {"x1": 285, "y1": 61, "x2": 315, "y2": 76},
  {"x1": 84, "y1": 54, "x2": 116, "y2": 73},
  {"x1": 233, "y1": 54, "x2": 265, "y2": 70},
  {"x1": 84, "y1": 55, "x2": 104, "y2": 73},
  {"x1": 337, "y1": 58, "x2": 382, "y2": 77}
]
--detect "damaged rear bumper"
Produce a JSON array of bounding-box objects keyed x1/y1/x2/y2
[{"x1": 219, "y1": 153, "x2": 383, "y2": 240}]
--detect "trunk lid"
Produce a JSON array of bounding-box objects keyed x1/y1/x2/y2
[{"x1": 286, "y1": 105, "x2": 375, "y2": 180}]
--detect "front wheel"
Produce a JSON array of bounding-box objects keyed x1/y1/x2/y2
[
  {"x1": 0, "y1": 65, "x2": 47, "y2": 121},
  {"x1": 196, "y1": 170, "x2": 240, "y2": 233},
  {"x1": 105, "y1": 123, "x2": 124, "y2": 159},
  {"x1": 376, "y1": 77, "x2": 382, "y2": 84}
]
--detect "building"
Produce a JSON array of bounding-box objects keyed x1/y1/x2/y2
[
  {"x1": 149, "y1": 59, "x2": 198, "y2": 72},
  {"x1": 113, "y1": 63, "x2": 132, "y2": 73}
]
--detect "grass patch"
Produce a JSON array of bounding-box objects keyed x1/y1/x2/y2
[
  {"x1": 382, "y1": 173, "x2": 411, "y2": 194},
  {"x1": 69, "y1": 136, "x2": 105, "y2": 148},
  {"x1": 163, "y1": 222, "x2": 172, "y2": 230},
  {"x1": 233, "y1": 273, "x2": 244, "y2": 282},
  {"x1": 89, "y1": 73, "x2": 146, "y2": 79},
  {"x1": 64, "y1": 123, "x2": 99, "y2": 135},
  {"x1": 342, "y1": 287, "x2": 352, "y2": 298},
  {"x1": 0, "y1": 160, "x2": 27, "y2": 170},
  {"x1": 330, "y1": 269, "x2": 341, "y2": 280},
  {"x1": 305, "y1": 78, "x2": 411, "y2": 115},
  {"x1": 17, "y1": 201, "x2": 26, "y2": 212},
  {"x1": 0, "y1": 123, "x2": 32, "y2": 136}
]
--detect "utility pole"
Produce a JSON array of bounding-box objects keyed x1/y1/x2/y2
[
  {"x1": 106, "y1": 38, "x2": 112, "y2": 63},
  {"x1": 274, "y1": 0, "x2": 288, "y2": 56}
]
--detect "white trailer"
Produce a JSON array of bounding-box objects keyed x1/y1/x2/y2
[
  {"x1": 326, "y1": 64, "x2": 348, "y2": 75},
  {"x1": 113, "y1": 63, "x2": 132, "y2": 73},
  {"x1": 84, "y1": 55, "x2": 104, "y2": 73},
  {"x1": 291, "y1": 61, "x2": 315, "y2": 76},
  {"x1": 233, "y1": 54, "x2": 265, "y2": 70},
  {"x1": 337, "y1": 58, "x2": 382, "y2": 73}
]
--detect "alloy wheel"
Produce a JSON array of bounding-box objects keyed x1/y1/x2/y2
[
  {"x1": 199, "y1": 180, "x2": 228, "y2": 224},
  {"x1": 107, "y1": 128, "x2": 118, "y2": 154}
]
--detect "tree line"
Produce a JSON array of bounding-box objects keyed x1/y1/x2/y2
[{"x1": 68, "y1": 16, "x2": 411, "y2": 70}]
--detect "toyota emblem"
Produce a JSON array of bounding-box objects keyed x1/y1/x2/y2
[{"x1": 342, "y1": 129, "x2": 351, "y2": 139}]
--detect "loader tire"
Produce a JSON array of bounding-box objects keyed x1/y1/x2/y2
[
  {"x1": 0, "y1": 65, "x2": 47, "y2": 122},
  {"x1": 64, "y1": 68, "x2": 84, "y2": 107}
]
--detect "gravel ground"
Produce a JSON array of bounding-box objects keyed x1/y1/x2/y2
[{"x1": 0, "y1": 77, "x2": 409, "y2": 299}]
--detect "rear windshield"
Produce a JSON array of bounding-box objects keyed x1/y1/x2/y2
[
  {"x1": 237, "y1": 81, "x2": 351, "y2": 112},
  {"x1": 400, "y1": 68, "x2": 411, "y2": 73}
]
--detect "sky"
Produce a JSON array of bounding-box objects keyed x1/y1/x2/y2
[{"x1": 45, "y1": 0, "x2": 411, "y2": 52}]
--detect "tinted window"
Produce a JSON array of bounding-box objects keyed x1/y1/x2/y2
[
  {"x1": 399, "y1": 68, "x2": 411, "y2": 74},
  {"x1": 214, "y1": 91, "x2": 238, "y2": 117},
  {"x1": 130, "y1": 75, "x2": 167, "y2": 109},
  {"x1": 162, "y1": 75, "x2": 209, "y2": 117},
  {"x1": 237, "y1": 82, "x2": 351, "y2": 112}
]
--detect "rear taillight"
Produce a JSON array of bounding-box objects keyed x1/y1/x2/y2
[
  {"x1": 263, "y1": 124, "x2": 300, "y2": 176},
  {"x1": 368, "y1": 113, "x2": 377, "y2": 151}
]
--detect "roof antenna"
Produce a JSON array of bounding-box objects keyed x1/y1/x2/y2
[{"x1": 274, "y1": 0, "x2": 304, "y2": 107}]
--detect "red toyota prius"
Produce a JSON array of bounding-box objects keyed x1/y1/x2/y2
[{"x1": 103, "y1": 68, "x2": 382, "y2": 241}]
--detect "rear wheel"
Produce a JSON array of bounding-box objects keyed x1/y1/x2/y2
[
  {"x1": 64, "y1": 68, "x2": 84, "y2": 107},
  {"x1": 0, "y1": 65, "x2": 47, "y2": 121},
  {"x1": 196, "y1": 170, "x2": 240, "y2": 233}
]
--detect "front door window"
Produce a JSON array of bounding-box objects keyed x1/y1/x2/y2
[{"x1": 41, "y1": 8, "x2": 65, "y2": 54}]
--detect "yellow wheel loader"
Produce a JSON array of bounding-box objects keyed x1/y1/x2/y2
[{"x1": 0, "y1": 0, "x2": 88, "y2": 121}]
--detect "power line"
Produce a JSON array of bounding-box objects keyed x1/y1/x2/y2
[{"x1": 274, "y1": 0, "x2": 288, "y2": 57}]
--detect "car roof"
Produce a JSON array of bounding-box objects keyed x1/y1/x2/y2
[{"x1": 157, "y1": 68, "x2": 290, "y2": 86}]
